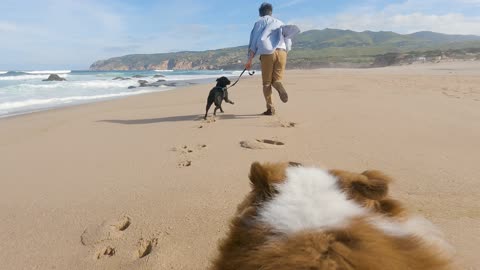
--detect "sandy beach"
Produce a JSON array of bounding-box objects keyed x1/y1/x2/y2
[{"x1": 1, "y1": 62, "x2": 479, "y2": 269}]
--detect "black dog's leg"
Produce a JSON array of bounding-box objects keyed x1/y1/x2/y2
[
  {"x1": 205, "y1": 101, "x2": 213, "y2": 120},
  {"x1": 220, "y1": 106, "x2": 224, "y2": 113},
  {"x1": 214, "y1": 94, "x2": 224, "y2": 114},
  {"x1": 213, "y1": 106, "x2": 219, "y2": 116},
  {"x1": 223, "y1": 90, "x2": 234, "y2": 104}
]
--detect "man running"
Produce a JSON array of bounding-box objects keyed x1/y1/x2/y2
[{"x1": 245, "y1": 2, "x2": 292, "y2": 115}]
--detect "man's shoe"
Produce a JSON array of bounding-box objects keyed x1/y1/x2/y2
[
  {"x1": 272, "y1": 81, "x2": 288, "y2": 103},
  {"x1": 262, "y1": 109, "x2": 274, "y2": 116}
]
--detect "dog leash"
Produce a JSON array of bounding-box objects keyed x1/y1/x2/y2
[{"x1": 227, "y1": 68, "x2": 255, "y2": 89}]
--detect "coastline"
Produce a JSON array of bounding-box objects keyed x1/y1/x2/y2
[
  {"x1": 0, "y1": 88, "x2": 170, "y2": 120},
  {"x1": 2, "y1": 61, "x2": 478, "y2": 120},
  {"x1": 0, "y1": 62, "x2": 479, "y2": 269},
  {"x1": 0, "y1": 71, "x2": 245, "y2": 119}
]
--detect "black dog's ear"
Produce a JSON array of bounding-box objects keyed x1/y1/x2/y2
[{"x1": 216, "y1": 78, "x2": 220, "y2": 82}]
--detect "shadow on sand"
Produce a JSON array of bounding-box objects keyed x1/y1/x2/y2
[{"x1": 98, "y1": 114, "x2": 259, "y2": 125}]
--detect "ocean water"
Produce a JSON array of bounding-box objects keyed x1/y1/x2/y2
[{"x1": 0, "y1": 69, "x2": 244, "y2": 118}]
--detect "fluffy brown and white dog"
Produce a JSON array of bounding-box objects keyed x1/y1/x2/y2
[{"x1": 211, "y1": 162, "x2": 453, "y2": 270}]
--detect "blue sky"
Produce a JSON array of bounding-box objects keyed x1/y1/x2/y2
[{"x1": 1, "y1": 0, "x2": 479, "y2": 70}]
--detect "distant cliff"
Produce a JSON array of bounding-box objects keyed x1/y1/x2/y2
[
  {"x1": 90, "y1": 46, "x2": 249, "y2": 71},
  {"x1": 90, "y1": 29, "x2": 480, "y2": 70}
]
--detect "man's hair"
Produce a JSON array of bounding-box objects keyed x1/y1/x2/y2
[{"x1": 259, "y1": 2, "x2": 273, "y2": 17}]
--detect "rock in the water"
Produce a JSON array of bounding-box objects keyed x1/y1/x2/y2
[
  {"x1": 146, "y1": 82, "x2": 163, "y2": 87},
  {"x1": 128, "y1": 86, "x2": 136, "y2": 89},
  {"x1": 136, "y1": 79, "x2": 165, "y2": 88},
  {"x1": 113, "y1": 77, "x2": 131, "y2": 80},
  {"x1": 163, "y1": 81, "x2": 193, "y2": 87},
  {"x1": 139, "y1": 81, "x2": 163, "y2": 87},
  {"x1": 138, "y1": 80, "x2": 148, "y2": 86},
  {"x1": 156, "y1": 79, "x2": 166, "y2": 82},
  {"x1": 153, "y1": 74, "x2": 165, "y2": 78},
  {"x1": 133, "y1": 75, "x2": 146, "y2": 78},
  {"x1": 43, "y1": 74, "x2": 66, "y2": 81}
]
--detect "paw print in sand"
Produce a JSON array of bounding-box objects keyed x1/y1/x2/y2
[{"x1": 172, "y1": 144, "x2": 208, "y2": 168}]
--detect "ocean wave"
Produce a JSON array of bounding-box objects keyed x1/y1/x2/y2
[
  {"x1": 0, "y1": 74, "x2": 68, "y2": 81},
  {"x1": 13, "y1": 80, "x2": 137, "y2": 89},
  {"x1": 0, "y1": 89, "x2": 160, "y2": 111},
  {"x1": 231, "y1": 70, "x2": 246, "y2": 75},
  {"x1": 94, "y1": 72, "x2": 131, "y2": 77},
  {"x1": 0, "y1": 71, "x2": 7, "y2": 75},
  {"x1": 155, "y1": 70, "x2": 174, "y2": 72},
  {"x1": 0, "y1": 74, "x2": 49, "y2": 81},
  {"x1": 0, "y1": 81, "x2": 163, "y2": 107},
  {"x1": 24, "y1": 70, "x2": 71, "y2": 74},
  {"x1": 0, "y1": 70, "x2": 247, "y2": 117},
  {"x1": 164, "y1": 73, "x2": 241, "y2": 81}
]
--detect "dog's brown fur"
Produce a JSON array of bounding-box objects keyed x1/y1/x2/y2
[
  {"x1": 211, "y1": 162, "x2": 452, "y2": 270},
  {"x1": 330, "y1": 169, "x2": 407, "y2": 218}
]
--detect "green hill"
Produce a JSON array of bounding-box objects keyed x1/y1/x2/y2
[{"x1": 90, "y1": 29, "x2": 480, "y2": 70}]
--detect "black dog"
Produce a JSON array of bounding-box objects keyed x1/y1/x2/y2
[{"x1": 204, "y1": 76, "x2": 234, "y2": 120}]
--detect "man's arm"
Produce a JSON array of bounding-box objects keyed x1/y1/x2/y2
[
  {"x1": 245, "y1": 50, "x2": 255, "y2": 70},
  {"x1": 246, "y1": 20, "x2": 265, "y2": 70},
  {"x1": 281, "y1": 25, "x2": 301, "y2": 52}
]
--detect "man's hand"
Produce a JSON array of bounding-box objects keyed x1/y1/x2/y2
[
  {"x1": 245, "y1": 59, "x2": 252, "y2": 70},
  {"x1": 245, "y1": 50, "x2": 255, "y2": 70}
]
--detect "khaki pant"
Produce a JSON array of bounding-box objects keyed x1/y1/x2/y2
[{"x1": 260, "y1": 49, "x2": 287, "y2": 111}]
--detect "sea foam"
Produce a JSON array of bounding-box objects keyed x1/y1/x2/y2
[
  {"x1": 0, "y1": 69, "x2": 249, "y2": 117},
  {"x1": 11, "y1": 79, "x2": 137, "y2": 89},
  {"x1": 0, "y1": 89, "x2": 160, "y2": 111},
  {"x1": 24, "y1": 70, "x2": 71, "y2": 74},
  {"x1": 0, "y1": 74, "x2": 68, "y2": 81}
]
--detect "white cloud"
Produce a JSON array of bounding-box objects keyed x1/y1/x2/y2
[
  {"x1": 452, "y1": 0, "x2": 480, "y2": 4},
  {"x1": 0, "y1": 0, "x2": 130, "y2": 69},
  {"x1": 0, "y1": 22, "x2": 18, "y2": 32},
  {"x1": 290, "y1": 0, "x2": 480, "y2": 35},
  {"x1": 2, "y1": 0, "x2": 479, "y2": 69},
  {"x1": 278, "y1": 0, "x2": 306, "y2": 8}
]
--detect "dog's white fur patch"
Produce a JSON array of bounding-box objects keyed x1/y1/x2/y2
[
  {"x1": 258, "y1": 166, "x2": 366, "y2": 234},
  {"x1": 258, "y1": 166, "x2": 453, "y2": 255},
  {"x1": 370, "y1": 216, "x2": 454, "y2": 255}
]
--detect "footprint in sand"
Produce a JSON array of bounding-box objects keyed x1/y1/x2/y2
[
  {"x1": 240, "y1": 139, "x2": 285, "y2": 150},
  {"x1": 81, "y1": 215, "x2": 131, "y2": 246},
  {"x1": 267, "y1": 117, "x2": 298, "y2": 128},
  {"x1": 96, "y1": 246, "x2": 116, "y2": 259},
  {"x1": 440, "y1": 87, "x2": 479, "y2": 100},
  {"x1": 173, "y1": 144, "x2": 207, "y2": 168},
  {"x1": 281, "y1": 122, "x2": 297, "y2": 128},
  {"x1": 172, "y1": 144, "x2": 207, "y2": 155},
  {"x1": 203, "y1": 117, "x2": 216, "y2": 123},
  {"x1": 196, "y1": 115, "x2": 216, "y2": 128},
  {"x1": 137, "y1": 238, "x2": 159, "y2": 259},
  {"x1": 178, "y1": 160, "x2": 192, "y2": 167}
]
